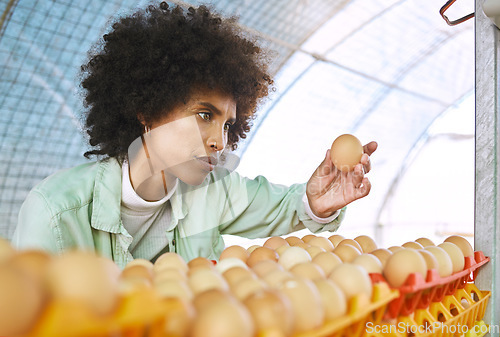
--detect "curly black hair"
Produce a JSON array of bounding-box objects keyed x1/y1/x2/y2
[{"x1": 80, "y1": 2, "x2": 273, "y2": 162}]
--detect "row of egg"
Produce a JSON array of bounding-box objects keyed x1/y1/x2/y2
[
  {"x1": 0, "y1": 238, "x2": 125, "y2": 337},
  {"x1": 0, "y1": 233, "x2": 474, "y2": 337},
  {"x1": 0, "y1": 237, "x2": 349, "y2": 337},
  {"x1": 232, "y1": 233, "x2": 473, "y2": 288}
]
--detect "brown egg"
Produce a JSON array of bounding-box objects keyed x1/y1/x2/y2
[
  {"x1": 290, "y1": 262, "x2": 326, "y2": 281},
  {"x1": 187, "y1": 264, "x2": 216, "y2": 278},
  {"x1": 313, "y1": 279, "x2": 347, "y2": 320},
  {"x1": 329, "y1": 263, "x2": 373, "y2": 300},
  {"x1": 424, "y1": 246, "x2": 453, "y2": 277},
  {"x1": 327, "y1": 234, "x2": 345, "y2": 248},
  {"x1": 337, "y1": 239, "x2": 363, "y2": 252},
  {"x1": 46, "y1": 251, "x2": 119, "y2": 316},
  {"x1": 388, "y1": 246, "x2": 404, "y2": 253},
  {"x1": 154, "y1": 267, "x2": 187, "y2": 283},
  {"x1": 243, "y1": 289, "x2": 294, "y2": 337},
  {"x1": 444, "y1": 235, "x2": 474, "y2": 258},
  {"x1": 293, "y1": 242, "x2": 311, "y2": 250},
  {"x1": 383, "y1": 249, "x2": 427, "y2": 288},
  {"x1": 188, "y1": 256, "x2": 215, "y2": 269},
  {"x1": 278, "y1": 247, "x2": 312, "y2": 270},
  {"x1": 220, "y1": 245, "x2": 250, "y2": 262},
  {"x1": 8, "y1": 249, "x2": 51, "y2": 283},
  {"x1": 125, "y1": 258, "x2": 154, "y2": 270},
  {"x1": 251, "y1": 259, "x2": 284, "y2": 278},
  {"x1": 438, "y1": 242, "x2": 465, "y2": 273},
  {"x1": 155, "y1": 279, "x2": 193, "y2": 302},
  {"x1": 247, "y1": 247, "x2": 279, "y2": 268},
  {"x1": 247, "y1": 245, "x2": 261, "y2": 254},
  {"x1": 193, "y1": 288, "x2": 233, "y2": 311},
  {"x1": 285, "y1": 236, "x2": 303, "y2": 246},
  {"x1": 354, "y1": 235, "x2": 378, "y2": 253},
  {"x1": 352, "y1": 254, "x2": 383, "y2": 274},
  {"x1": 223, "y1": 266, "x2": 257, "y2": 286},
  {"x1": 279, "y1": 278, "x2": 325, "y2": 333},
  {"x1": 417, "y1": 249, "x2": 439, "y2": 272},
  {"x1": 306, "y1": 245, "x2": 327, "y2": 259},
  {"x1": 330, "y1": 134, "x2": 363, "y2": 172},
  {"x1": 276, "y1": 245, "x2": 291, "y2": 257},
  {"x1": 370, "y1": 249, "x2": 393, "y2": 268},
  {"x1": 302, "y1": 234, "x2": 317, "y2": 243},
  {"x1": 0, "y1": 264, "x2": 45, "y2": 336},
  {"x1": 99, "y1": 256, "x2": 122, "y2": 283},
  {"x1": 154, "y1": 252, "x2": 188, "y2": 274},
  {"x1": 262, "y1": 270, "x2": 294, "y2": 288},
  {"x1": 120, "y1": 264, "x2": 154, "y2": 283},
  {"x1": 188, "y1": 268, "x2": 229, "y2": 295},
  {"x1": 308, "y1": 236, "x2": 334, "y2": 252},
  {"x1": 333, "y1": 244, "x2": 362, "y2": 262},
  {"x1": 215, "y1": 257, "x2": 248, "y2": 274},
  {"x1": 415, "y1": 237, "x2": 435, "y2": 247},
  {"x1": 231, "y1": 277, "x2": 267, "y2": 301},
  {"x1": 402, "y1": 241, "x2": 424, "y2": 250},
  {"x1": 312, "y1": 252, "x2": 343, "y2": 276},
  {"x1": 191, "y1": 292, "x2": 255, "y2": 337},
  {"x1": 162, "y1": 297, "x2": 195, "y2": 337},
  {"x1": 118, "y1": 277, "x2": 152, "y2": 294},
  {"x1": 264, "y1": 237, "x2": 290, "y2": 251}
]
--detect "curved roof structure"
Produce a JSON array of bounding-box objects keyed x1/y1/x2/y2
[{"x1": 0, "y1": 0, "x2": 474, "y2": 245}]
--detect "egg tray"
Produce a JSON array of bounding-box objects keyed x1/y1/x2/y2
[
  {"x1": 295, "y1": 281, "x2": 399, "y2": 337},
  {"x1": 369, "y1": 251, "x2": 489, "y2": 319},
  {"x1": 364, "y1": 283, "x2": 491, "y2": 337},
  {"x1": 24, "y1": 288, "x2": 170, "y2": 337},
  {"x1": 22, "y1": 279, "x2": 398, "y2": 337}
]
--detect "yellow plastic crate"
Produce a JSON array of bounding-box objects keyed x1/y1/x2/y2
[
  {"x1": 26, "y1": 287, "x2": 169, "y2": 337},
  {"x1": 295, "y1": 282, "x2": 400, "y2": 337},
  {"x1": 364, "y1": 283, "x2": 490, "y2": 337}
]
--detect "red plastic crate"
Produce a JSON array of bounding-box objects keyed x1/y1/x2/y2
[{"x1": 370, "y1": 251, "x2": 489, "y2": 319}]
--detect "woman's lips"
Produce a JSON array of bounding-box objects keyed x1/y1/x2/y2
[{"x1": 196, "y1": 156, "x2": 218, "y2": 171}]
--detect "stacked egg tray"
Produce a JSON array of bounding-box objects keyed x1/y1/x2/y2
[
  {"x1": 20, "y1": 262, "x2": 401, "y2": 337},
  {"x1": 22, "y1": 284, "x2": 399, "y2": 337},
  {"x1": 365, "y1": 251, "x2": 491, "y2": 337},
  {"x1": 0, "y1": 235, "x2": 491, "y2": 337},
  {"x1": 297, "y1": 282, "x2": 400, "y2": 337}
]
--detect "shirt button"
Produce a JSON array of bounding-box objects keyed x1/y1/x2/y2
[{"x1": 172, "y1": 239, "x2": 176, "y2": 246}]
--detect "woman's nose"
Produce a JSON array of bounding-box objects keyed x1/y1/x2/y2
[{"x1": 208, "y1": 129, "x2": 226, "y2": 151}]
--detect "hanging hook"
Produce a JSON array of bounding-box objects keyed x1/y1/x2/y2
[{"x1": 439, "y1": 0, "x2": 475, "y2": 26}]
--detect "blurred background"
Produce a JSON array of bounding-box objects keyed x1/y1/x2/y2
[{"x1": 0, "y1": 0, "x2": 475, "y2": 247}]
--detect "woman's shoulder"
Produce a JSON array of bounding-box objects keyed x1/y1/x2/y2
[{"x1": 29, "y1": 159, "x2": 121, "y2": 207}]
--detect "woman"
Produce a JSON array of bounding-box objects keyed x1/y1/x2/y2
[{"x1": 12, "y1": 3, "x2": 377, "y2": 268}]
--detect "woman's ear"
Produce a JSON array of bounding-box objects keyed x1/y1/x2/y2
[{"x1": 137, "y1": 113, "x2": 147, "y2": 127}]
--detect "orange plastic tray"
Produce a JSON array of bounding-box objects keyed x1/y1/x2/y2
[{"x1": 370, "y1": 251, "x2": 489, "y2": 318}]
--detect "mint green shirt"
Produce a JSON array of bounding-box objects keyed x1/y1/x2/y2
[{"x1": 12, "y1": 159, "x2": 344, "y2": 269}]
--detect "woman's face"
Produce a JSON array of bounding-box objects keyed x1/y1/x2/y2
[{"x1": 144, "y1": 88, "x2": 237, "y2": 186}]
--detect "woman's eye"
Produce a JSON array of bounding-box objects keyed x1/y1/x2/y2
[
  {"x1": 224, "y1": 123, "x2": 233, "y2": 131},
  {"x1": 198, "y1": 112, "x2": 211, "y2": 121}
]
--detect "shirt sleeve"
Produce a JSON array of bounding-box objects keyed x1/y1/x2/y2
[
  {"x1": 217, "y1": 171, "x2": 345, "y2": 239},
  {"x1": 11, "y1": 190, "x2": 62, "y2": 254}
]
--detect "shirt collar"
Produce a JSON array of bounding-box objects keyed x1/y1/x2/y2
[
  {"x1": 90, "y1": 158, "x2": 123, "y2": 234},
  {"x1": 120, "y1": 160, "x2": 178, "y2": 213}
]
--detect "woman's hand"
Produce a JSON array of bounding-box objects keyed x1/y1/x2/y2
[{"x1": 306, "y1": 141, "x2": 378, "y2": 218}]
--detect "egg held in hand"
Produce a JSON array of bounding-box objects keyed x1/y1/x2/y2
[{"x1": 330, "y1": 134, "x2": 364, "y2": 172}]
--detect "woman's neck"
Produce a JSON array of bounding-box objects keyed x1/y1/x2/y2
[{"x1": 128, "y1": 143, "x2": 176, "y2": 201}]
